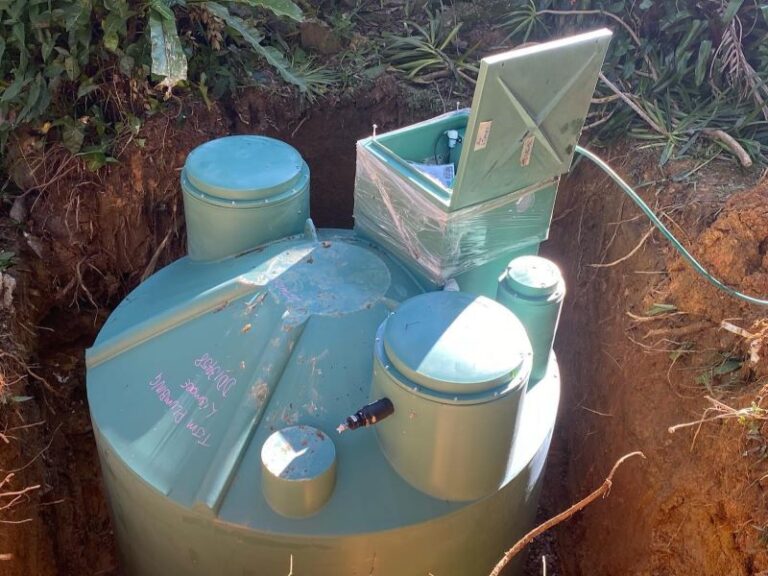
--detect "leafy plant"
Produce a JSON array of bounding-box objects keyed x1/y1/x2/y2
[
  {"x1": 695, "y1": 354, "x2": 743, "y2": 391},
  {"x1": 184, "y1": 2, "x2": 310, "y2": 94},
  {"x1": 0, "y1": 0, "x2": 320, "y2": 161},
  {"x1": 384, "y1": 12, "x2": 479, "y2": 84},
  {"x1": 1, "y1": 0, "x2": 132, "y2": 150},
  {"x1": 287, "y1": 52, "x2": 340, "y2": 101},
  {"x1": 0, "y1": 251, "x2": 14, "y2": 271}
]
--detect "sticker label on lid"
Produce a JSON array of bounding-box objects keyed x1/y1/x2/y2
[
  {"x1": 474, "y1": 121, "x2": 493, "y2": 150},
  {"x1": 520, "y1": 133, "x2": 535, "y2": 166}
]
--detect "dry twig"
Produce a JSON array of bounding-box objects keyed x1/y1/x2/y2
[
  {"x1": 589, "y1": 227, "x2": 654, "y2": 268},
  {"x1": 0, "y1": 473, "x2": 40, "y2": 512},
  {"x1": 488, "y1": 451, "x2": 646, "y2": 576},
  {"x1": 2, "y1": 424, "x2": 61, "y2": 474},
  {"x1": 644, "y1": 320, "x2": 712, "y2": 340},
  {"x1": 626, "y1": 310, "x2": 687, "y2": 323},
  {"x1": 141, "y1": 226, "x2": 175, "y2": 282},
  {"x1": 669, "y1": 395, "x2": 767, "y2": 435}
]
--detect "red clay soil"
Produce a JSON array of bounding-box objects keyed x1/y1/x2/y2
[
  {"x1": 2, "y1": 87, "x2": 768, "y2": 576},
  {"x1": 545, "y1": 147, "x2": 768, "y2": 576},
  {"x1": 668, "y1": 185, "x2": 768, "y2": 319}
]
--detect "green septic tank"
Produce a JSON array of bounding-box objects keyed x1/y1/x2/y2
[{"x1": 87, "y1": 29, "x2": 611, "y2": 576}]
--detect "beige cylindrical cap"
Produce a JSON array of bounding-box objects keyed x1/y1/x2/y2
[{"x1": 261, "y1": 425, "x2": 337, "y2": 518}]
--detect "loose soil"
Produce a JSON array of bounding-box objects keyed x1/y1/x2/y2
[
  {"x1": 544, "y1": 146, "x2": 768, "y2": 576},
  {"x1": 2, "y1": 85, "x2": 768, "y2": 576}
]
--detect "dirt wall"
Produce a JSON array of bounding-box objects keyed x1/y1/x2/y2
[{"x1": 545, "y1": 147, "x2": 768, "y2": 576}]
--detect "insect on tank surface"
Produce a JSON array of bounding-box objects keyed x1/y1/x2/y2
[{"x1": 86, "y1": 29, "x2": 612, "y2": 576}]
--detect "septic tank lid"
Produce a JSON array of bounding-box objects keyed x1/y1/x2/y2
[
  {"x1": 183, "y1": 135, "x2": 307, "y2": 201},
  {"x1": 382, "y1": 292, "x2": 531, "y2": 395},
  {"x1": 502, "y1": 255, "x2": 564, "y2": 299}
]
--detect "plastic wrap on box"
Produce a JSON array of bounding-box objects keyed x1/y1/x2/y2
[{"x1": 353, "y1": 142, "x2": 559, "y2": 284}]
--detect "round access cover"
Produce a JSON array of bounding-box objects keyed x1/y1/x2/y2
[
  {"x1": 261, "y1": 425, "x2": 337, "y2": 518},
  {"x1": 382, "y1": 292, "x2": 531, "y2": 396},
  {"x1": 501, "y1": 255, "x2": 564, "y2": 299},
  {"x1": 183, "y1": 135, "x2": 308, "y2": 202}
]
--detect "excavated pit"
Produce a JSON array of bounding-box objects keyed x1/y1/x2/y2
[
  {"x1": 3, "y1": 90, "x2": 768, "y2": 576},
  {"x1": 543, "y1": 149, "x2": 768, "y2": 576}
]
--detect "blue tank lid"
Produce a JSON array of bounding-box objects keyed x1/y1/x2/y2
[
  {"x1": 182, "y1": 135, "x2": 308, "y2": 202},
  {"x1": 382, "y1": 292, "x2": 532, "y2": 396}
]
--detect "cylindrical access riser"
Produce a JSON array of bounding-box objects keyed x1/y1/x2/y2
[
  {"x1": 261, "y1": 425, "x2": 337, "y2": 518},
  {"x1": 496, "y1": 256, "x2": 565, "y2": 383},
  {"x1": 181, "y1": 136, "x2": 310, "y2": 261},
  {"x1": 94, "y1": 359, "x2": 559, "y2": 576},
  {"x1": 371, "y1": 292, "x2": 532, "y2": 502}
]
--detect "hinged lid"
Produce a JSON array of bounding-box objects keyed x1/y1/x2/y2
[
  {"x1": 382, "y1": 292, "x2": 531, "y2": 395},
  {"x1": 449, "y1": 28, "x2": 612, "y2": 210},
  {"x1": 183, "y1": 135, "x2": 308, "y2": 202}
]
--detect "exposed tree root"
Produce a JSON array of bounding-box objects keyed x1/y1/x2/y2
[{"x1": 488, "y1": 451, "x2": 646, "y2": 576}]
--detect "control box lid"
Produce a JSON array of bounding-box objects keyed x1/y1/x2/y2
[{"x1": 450, "y1": 28, "x2": 612, "y2": 210}]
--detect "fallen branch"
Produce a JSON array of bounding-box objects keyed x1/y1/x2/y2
[
  {"x1": 488, "y1": 451, "x2": 646, "y2": 576},
  {"x1": 583, "y1": 109, "x2": 615, "y2": 131},
  {"x1": 701, "y1": 129, "x2": 752, "y2": 168},
  {"x1": 591, "y1": 94, "x2": 621, "y2": 105},
  {"x1": 414, "y1": 69, "x2": 452, "y2": 83}
]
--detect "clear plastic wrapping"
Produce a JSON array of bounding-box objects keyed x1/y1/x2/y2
[{"x1": 353, "y1": 141, "x2": 559, "y2": 284}]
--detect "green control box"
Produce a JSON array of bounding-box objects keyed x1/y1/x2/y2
[{"x1": 354, "y1": 29, "x2": 612, "y2": 295}]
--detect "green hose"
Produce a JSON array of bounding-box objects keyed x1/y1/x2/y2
[{"x1": 574, "y1": 145, "x2": 768, "y2": 307}]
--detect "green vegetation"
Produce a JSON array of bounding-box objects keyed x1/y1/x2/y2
[
  {"x1": 382, "y1": 0, "x2": 768, "y2": 166},
  {"x1": 0, "y1": 250, "x2": 14, "y2": 270},
  {"x1": 0, "y1": 0, "x2": 316, "y2": 165},
  {"x1": 695, "y1": 354, "x2": 744, "y2": 392},
  {"x1": 2, "y1": 0, "x2": 768, "y2": 171},
  {"x1": 384, "y1": 12, "x2": 479, "y2": 85}
]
